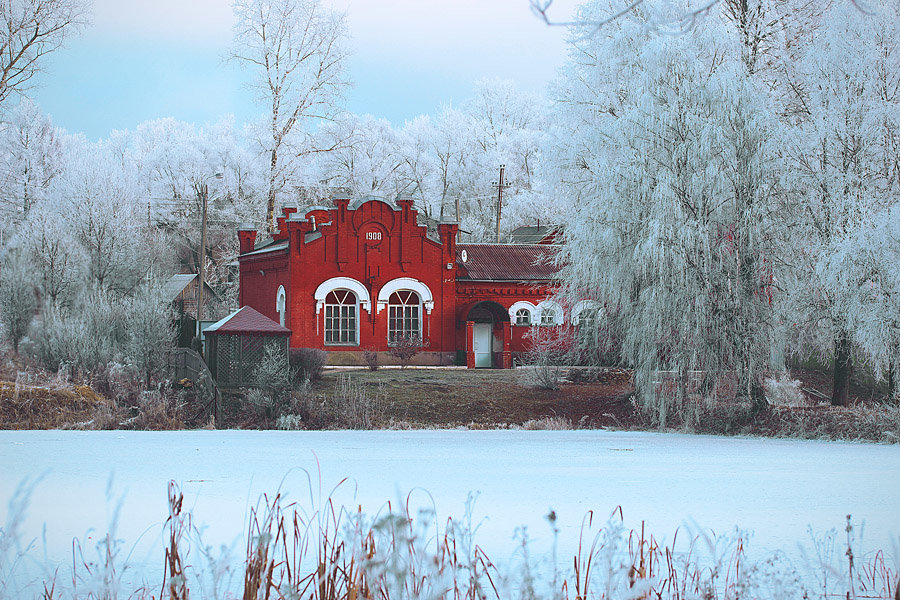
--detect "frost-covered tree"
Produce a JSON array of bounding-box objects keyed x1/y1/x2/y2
[
  {"x1": 0, "y1": 249, "x2": 36, "y2": 353},
  {"x1": 231, "y1": 0, "x2": 350, "y2": 232},
  {"x1": 19, "y1": 205, "x2": 83, "y2": 307},
  {"x1": 123, "y1": 283, "x2": 175, "y2": 389},
  {"x1": 832, "y1": 207, "x2": 900, "y2": 402},
  {"x1": 314, "y1": 113, "x2": 405, "y2": 197},
  {"x1": 465, "y1": 79, "x2": 547, "y2": 240},
  {"x1": 551, "y1": 2, "x2": 781, "y2": 423},
  {"x1": 126, "y1": 116, "x2": 261, "y2": 286},
  {"x1": 783, "y1": 0, "x2": 900, "y2": 405},
  {"x1": 53, "y1": 143, "x2": 152, "y2": 295},
  {"x1": 0, "y1": 99, "x2": 62, "y2": 222}
]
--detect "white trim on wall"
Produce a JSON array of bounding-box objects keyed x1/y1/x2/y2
[
  {"x1": 314, "y1": 277, "x2": 371, "y2": 314},
  {"x1": 376, "y1": 277, "x2": 435, "y2": 314},
  {"x1": 508, "y1": 300, "x2": 537, "y2": 324},
  {"x1": 535, "y1": 299, "x2": 564, "y2": 325}
]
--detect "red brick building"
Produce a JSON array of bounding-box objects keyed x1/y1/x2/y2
[{"x1": 237, "y1": 196, "x2": 588, "y2": 367}]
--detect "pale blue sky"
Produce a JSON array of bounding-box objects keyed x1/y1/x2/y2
[{"x1": 29, "y1": 0, "x2": 579, "y2": 139}]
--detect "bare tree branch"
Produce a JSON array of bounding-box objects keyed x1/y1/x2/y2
[
  {"x1": 0, "y1": 0, "x2": 90, "y2": 110},
  {"x1": 230, "y1": 0, "x2": 350, "y2": 232}
]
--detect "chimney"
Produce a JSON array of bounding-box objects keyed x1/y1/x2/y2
[{"x1": 237, "y1": 224, "x2": 257, "y2": 255}]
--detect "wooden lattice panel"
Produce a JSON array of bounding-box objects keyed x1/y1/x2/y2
[
  {"x1": 216, "y1": 335, "x2": 242, "y2": 387},
  {"x1": 240, "y1": 335, "x2": 267, "y2": 384}
]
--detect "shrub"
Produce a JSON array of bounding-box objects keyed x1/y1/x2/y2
[
  {"x1": 289, "y1": 348, "x2": 327, "y2": 382},
  {"x1": 388, "y1": 335, "x2": 427, "y2": 368},
  {"x1": 518, "y1": 416, "x2": 574, "y2": 430},
  {"x1": 275, "y1": 414, "x2": 303, "y2": 430},
  {"x1": 363, "y1": 348, "x2": 379, "y2": 371},
  {"x1": 764, "y1": 372, "x2": 807, "y2": 407},
  {"x1": 121, "y1": 284, "x2": 175, "y2": 389},
  {"x1": 290, "y1": 374, "x2": 388, "y2": 429},
  {"x1": 519, "y1": 326, "x2": 568, "y2": 390},
  {"x1": 132, "y1": 390, "x2": 184, "y2": 430},
  {"x1": 31, "y1": 289, "x2": 124, "y2": 375},
  {"x1": 251, "y1": 345, "x2": 292, "y2": 418}
]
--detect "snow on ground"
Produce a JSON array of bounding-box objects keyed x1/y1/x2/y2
[{"x1": 1, "y1": 430, "x2": 899, "y2": 593}]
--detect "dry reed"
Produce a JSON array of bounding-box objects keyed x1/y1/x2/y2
[{"x1": 3, "y1": 481, "x2": 895, "y2": 599}]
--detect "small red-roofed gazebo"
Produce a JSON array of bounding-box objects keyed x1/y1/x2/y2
[{"x1": 204, "y1": 306, "x2": 291, "y2": 387}]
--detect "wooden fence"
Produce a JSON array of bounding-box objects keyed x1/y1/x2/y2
[{"x1": 167, "y1": 348, "x2": 220, "y2": 423}]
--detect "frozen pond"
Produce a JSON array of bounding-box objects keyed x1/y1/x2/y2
[{"x1": 2, "y1": 430, "x2": 899, "y2": 592}]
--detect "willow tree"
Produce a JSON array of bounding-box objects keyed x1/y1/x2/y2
[{"x1": 550, "y1": 2, "x2": 781, "y2": 425}]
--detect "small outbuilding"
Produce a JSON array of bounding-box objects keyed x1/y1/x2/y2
[
  {"x1": 163, "y1": 273, "x2": 220, "y2": 319},
  {"x1": 203, "y1": 305, "x2": 291, "y2": 387}
]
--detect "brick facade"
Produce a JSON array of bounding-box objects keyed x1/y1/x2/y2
[{"x1": 238, "y1": 196, "x2": 564, "y2": 367}]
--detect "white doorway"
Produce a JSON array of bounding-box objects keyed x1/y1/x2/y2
[{"x1": 473, "y1": 322, "x2": 492, "y2": 367}]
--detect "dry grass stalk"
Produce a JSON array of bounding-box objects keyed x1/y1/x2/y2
[
  {"x1": 163, "y1": 481, "x2": 189, "y2": 600},
  {"x1": 242, "y1": 493, "x2": 283, "y2": 600},
  {"x1": 20, "y1": 481, "x2": 900, "y2": 599}
]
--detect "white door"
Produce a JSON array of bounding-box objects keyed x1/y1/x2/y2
[{"x1": 473, "y1": 323, "x2": 492, "y2": 367}]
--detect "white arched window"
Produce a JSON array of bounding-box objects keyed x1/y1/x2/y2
[
  {"x1": 376, "y1": 277, "x2": 434, "y2": 314},
  {"x1": 536, "y1": 300, "x2": 563, "y2": 326},
  {"x1": 515, "y1": 309, "x2": 531, "y2": 326},
  {"x1": 276, "y1": 285, "x2": 286, "y2": 327},
  {"x1": 388, "y1": 290, "x2": 421, "y2": 343},
  {"x1": 314, "y1": 277, "x2": 370, "y2": 345},
  {"x1": 324, "y1": 289, "x2": 358, "y2": 345},
  {"x1": 314, "y1": 277, "x2": 371, "y2": 314},
  {"x1": 573, "y1": 301, "x2": 602, "y2": 345},
  {"x1": 508, "y1": 301, "x2": 536, "y2": 326}
]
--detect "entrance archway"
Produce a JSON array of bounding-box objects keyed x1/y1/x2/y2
[{"x1": 463, "y1": 301, "x2": 511, "y2": 368}]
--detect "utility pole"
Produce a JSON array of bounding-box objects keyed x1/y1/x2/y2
[
  {"x1": 493, "y1": 165, "x2": 510, "y2": 243},
  {"x1": 197, "y1": 183, "x2": 209, "y2": 342}
]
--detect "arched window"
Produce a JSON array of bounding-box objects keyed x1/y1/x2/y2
[
  {"x1": 276, "y1": 285, "x2": 286, "y2": 327},
  {"x1": 577, "y1": 307, "x2": 598, "y2": 344},
  {"x1": 536, "y1": 300, "x2": 563, "y2": 326},
  {"x1": 515, "y1": 308, "x2": 532, "y2": 326},
  {"x1": 388, "y1": 290, "x2": 420, "y2": 343},
  {"x1": 508, "y1": 301, "x2": 537, "y2": 326},
  {"x1": 325, "y1": 289, "x2": 357, "y2": 345}
]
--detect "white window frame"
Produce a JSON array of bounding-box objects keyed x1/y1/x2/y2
[
  {"x1": 572, "y1": 300, "x2": 602, "y2": 326},
  {"x1": 324, "y1": 289, "x2": 359, "y2": 345},
  {"x1": 515, "y1": 308, "x2": 532, "y2": 326},
  {"x1": 314, "y1": 277, "x2": 371, "y2": 314},
  {"x1": 535, "y1": 299, "x2": 563, "y2": 326},
  {"x1": 508, "y1": 300, "x2": 537, "y2": 326},
  {"x1": 315, "y1": 277, "x2": 369, "y2": 344},
  {"x1": 387, "y1": 290, "x2": 422, "y2": 344},
  {"x1": 276, "y1": 285, "x2": 286, "y2": 327}
]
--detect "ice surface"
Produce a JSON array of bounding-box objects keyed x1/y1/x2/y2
[{"x1": 1, "y1": 430, "x2": 898, "y2": 592}]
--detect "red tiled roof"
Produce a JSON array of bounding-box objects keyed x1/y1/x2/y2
[
  {"x1": 456, "y1": 244, "x2": 560, "y2": 281},
  {"x1": 205, "y1": 306, "x2": 291, "y2": 336}
]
